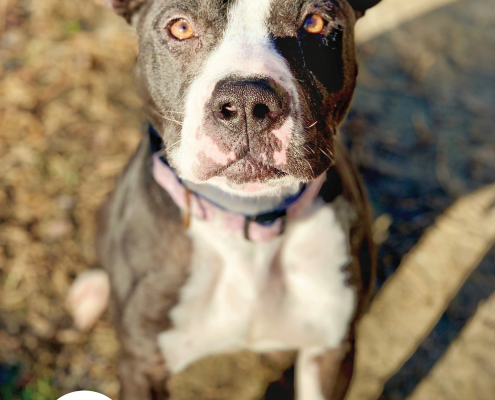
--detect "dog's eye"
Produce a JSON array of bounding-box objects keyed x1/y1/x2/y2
[
  {"x1": 169, "y1": 19, "x2": 195, "y2": 40},
  {"x1": 303, "y1": 14, "x2": 326, "y2": 34}
]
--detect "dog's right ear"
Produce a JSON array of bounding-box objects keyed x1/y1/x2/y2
[
  {"x1": 348, "y1": 0, "x2": 381, "y2": 12},
  {"x1": 101, "y1": 0, "x2": 146, "y2": 22},
  {"x1": 348, "y1": 0, "x2": 381, "y2": 19}
]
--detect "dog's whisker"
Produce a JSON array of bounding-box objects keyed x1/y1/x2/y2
[
  {"x1": 145, "y1": 103, "x2": 185, "y2": 124},
  {"x1": 163, "y1": 111, "x2": 186, "y2": 115},
  {"x1": 306, "y1": 121, "x2": 318, "y2": 129},
  {"x1": 167, "y1": 139, "x2": 181, "y2": 150},
  {"x1": 304, "y1": 145, "x2": 315, "y2": 155},
  {"x1": 162, "y1": 116, "x2": 184, "y2": 126},
  {"x1": 320, "y1": 148, "x2": 332, "y2": 160},
  {"x1": 305, "y1": 159, "x2": 314, "y2": 176}
]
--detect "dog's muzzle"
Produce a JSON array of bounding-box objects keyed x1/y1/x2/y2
[{"x1": 191, "y1": 76, "x2": 294, "y2": 184}]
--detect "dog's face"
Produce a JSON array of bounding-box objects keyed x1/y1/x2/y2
[{"x1": 109, "y1": 0, "x2": 378, "y2": 196}]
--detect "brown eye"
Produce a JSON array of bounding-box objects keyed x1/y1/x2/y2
[
  {"x1": 169, "y1": 19, "x2": 195, "y2": 40},
  {"x1": 303, "y1": 14, "x2": 326, "y2": 34}
]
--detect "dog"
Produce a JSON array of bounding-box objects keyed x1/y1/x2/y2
[{"x1": 67, "y1": 0, "x2": 381, "y2": 399}]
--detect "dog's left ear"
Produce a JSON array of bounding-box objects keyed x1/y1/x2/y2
[
  {"x1": 101, "y1": 0, "x2": 146, "y2": 22},
  {"x1": 348, "y1": 0, "x2": 381, "y2": 18}
]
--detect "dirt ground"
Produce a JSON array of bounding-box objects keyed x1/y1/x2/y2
[
  {"x1": 0, "y1": 0, "x2": 494, "y2": 399},
  {"x1": 1, "y1": 1, "x2": 141, "y2": 398},
  {"x1": 341, "y1": 0, "x2": 495, "y2": 397}
]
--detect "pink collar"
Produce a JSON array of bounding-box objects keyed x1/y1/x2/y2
[{"x1": 152, "y1": 154, "x2": 327, "y2": 243}]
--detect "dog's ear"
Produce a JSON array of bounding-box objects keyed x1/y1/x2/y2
[
  {"x1": 101, "y1": 0, "x2": 146, "y2": 21},
  {"x1": 348, "y1": 0, "x2": 381, "y2": 15}
]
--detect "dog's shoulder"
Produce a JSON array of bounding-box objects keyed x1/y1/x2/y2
[{"x1": 95, "y1": 135, "x2": 192, "y2": 302}]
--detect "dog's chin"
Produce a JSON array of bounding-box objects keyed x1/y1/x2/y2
[
  {"x1": 205, "y1": 175, "x2": 300, "y2": 198},
  {"x1": 221, "y1": 157, "x2": 286, "y2": 183},
  {"x1": 183, "y1": 156, "x2": 298, "y2": 197}
]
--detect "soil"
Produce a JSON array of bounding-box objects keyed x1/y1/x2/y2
[{"x1": 340, "y1": 1, "x2": 495, "y2": 397}]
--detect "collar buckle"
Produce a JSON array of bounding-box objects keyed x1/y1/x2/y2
[{"x1": 244, "y1": 211, "x2": 287, "y2": 241}]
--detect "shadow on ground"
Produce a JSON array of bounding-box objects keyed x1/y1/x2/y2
[{"x1": 341, "y1": 0, "x2": 495, "y2": 398}]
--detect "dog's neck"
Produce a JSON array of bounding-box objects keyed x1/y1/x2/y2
[{"x1": 182, "y1": 180, "x2": 303, "y2": 215}]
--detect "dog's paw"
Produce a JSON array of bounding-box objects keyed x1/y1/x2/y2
[{"x1": 66, "y1": 269, "x2": 110, "y2": 331}]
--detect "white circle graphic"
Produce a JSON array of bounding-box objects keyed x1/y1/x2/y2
[{"x1": 58, "y1": 391, "x2": 112, "y2": 400}]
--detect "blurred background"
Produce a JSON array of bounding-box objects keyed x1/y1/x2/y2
[{"x1": 0, "y1": 0, "x2": 494, "y2": 399}]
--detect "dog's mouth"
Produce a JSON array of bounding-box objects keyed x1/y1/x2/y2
[{"x1": 220, "y1": 156, "x2": 287, "y2": 184}]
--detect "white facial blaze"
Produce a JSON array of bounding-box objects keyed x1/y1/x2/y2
[
  {"x1": 173, "y1": 0, "x2": 301, "y2": 190},
  {"x1": 226, "y1": 0, "x2": 272, "y2": 41}
]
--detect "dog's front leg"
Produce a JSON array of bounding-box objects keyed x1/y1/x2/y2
[
  {"x1": 296, "y1": 342, "x2": 354, "y2": 400},
  {"x1": 119, "y1": 356, "x2": 167, "y2": 400},
  {"x1": 115, "y1": 268, "x2": 186, "y2": 400}
]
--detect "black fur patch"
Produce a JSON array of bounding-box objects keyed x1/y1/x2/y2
[{"x1": 273, "y1": 28, "x2": 344, "y2": 94}]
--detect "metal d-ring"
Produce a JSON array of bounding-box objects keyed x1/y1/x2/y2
[{"x1": 244, "y1": 212, "x2": 287, "y2": 241}]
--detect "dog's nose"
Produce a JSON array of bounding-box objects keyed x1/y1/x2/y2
[{"x1": 210, "y1": 78, "x2": 288, "y2": 136}]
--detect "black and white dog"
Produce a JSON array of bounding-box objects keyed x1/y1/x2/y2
[{"x1": 68, "y1": 0, "x2": 381, "y2": 398}]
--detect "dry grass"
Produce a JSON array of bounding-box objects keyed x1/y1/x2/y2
[{"x1": 0, "y1": 0, "x2": 142, "y2": 397}]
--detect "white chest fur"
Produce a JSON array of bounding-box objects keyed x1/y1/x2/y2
[{"x1": 157, "y1": 197, "x2": 356, "y2": 379}]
